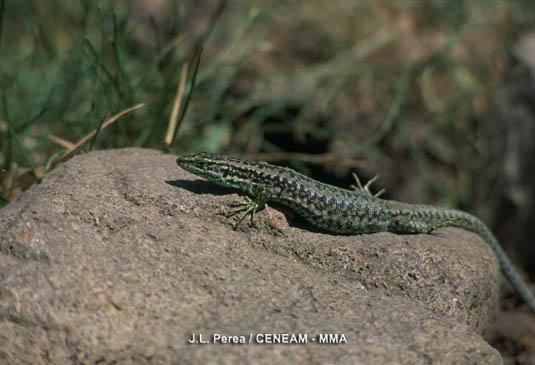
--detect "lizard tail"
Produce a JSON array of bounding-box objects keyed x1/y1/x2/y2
[{"x1": 447, "y1": 211, "x2": 535, "y2": 313}]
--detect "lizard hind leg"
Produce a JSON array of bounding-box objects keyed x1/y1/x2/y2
[
  {"x1": 388, "y1": 216, "x2": 469, "y2": 234},
  {"x1": 424, "y1": 217, "x2": 470, "y2": 233},
  {"x1": 387, "y1": 216, "x2": 429, "y2": 234},
  {"x1": 350, "y1": 172, "x2": 385, "y2": 198}
]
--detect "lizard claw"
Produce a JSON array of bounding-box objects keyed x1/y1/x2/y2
[
  {"x1": 228, "y1": 196, "x2": 265, "y2": 228},
  {"x1": 350, "y1": 172, "x2": 385, "y2": 198}
]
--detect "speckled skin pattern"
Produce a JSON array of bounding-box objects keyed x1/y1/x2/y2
[{"x1": 177, "y1": 152, "x2": 535, "y2": 312}]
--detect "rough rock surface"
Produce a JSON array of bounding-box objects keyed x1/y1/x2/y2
[{"x1": 0, "y1": 148, "x2": 502, "y2": 364}]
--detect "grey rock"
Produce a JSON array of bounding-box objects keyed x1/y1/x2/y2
[{"x1": 0, "y1": 148, "x2": 502, "y2": 364}]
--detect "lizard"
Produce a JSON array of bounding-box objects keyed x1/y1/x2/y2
[{"x1": 176, "y1": 152, "x2": 535, "y2": 313}]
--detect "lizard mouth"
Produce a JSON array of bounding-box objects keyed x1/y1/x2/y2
[
  {"x1": 176, "y1": 153, "x2": 226, "y2": 181},
  {"x1": 176, "y1": 155, "x2": 205, "y2": 174}
]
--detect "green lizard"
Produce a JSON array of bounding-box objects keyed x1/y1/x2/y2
[{"x1": 176, "y1": 152, "x2": 535, "y2": 313}]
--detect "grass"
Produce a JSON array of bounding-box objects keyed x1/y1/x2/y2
[{"x1": 0, "y1": 0, "x2": 533, "y2": 216}]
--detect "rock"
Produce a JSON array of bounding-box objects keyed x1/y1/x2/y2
[{"x1": 0, "y1": 148, "x2": 502, "y2": 364}]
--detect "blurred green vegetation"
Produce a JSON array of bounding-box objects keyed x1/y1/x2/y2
[{"x1": 0, "y1": 0, "x2": 533, "y2": 218}]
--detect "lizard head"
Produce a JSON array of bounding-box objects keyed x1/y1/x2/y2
[
  {"x1": 177, "y1": 152, "x2": 260, "y2": 190},
  {"x1": 177, "y1": 152, "x2": 225, "y2": 179}
]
